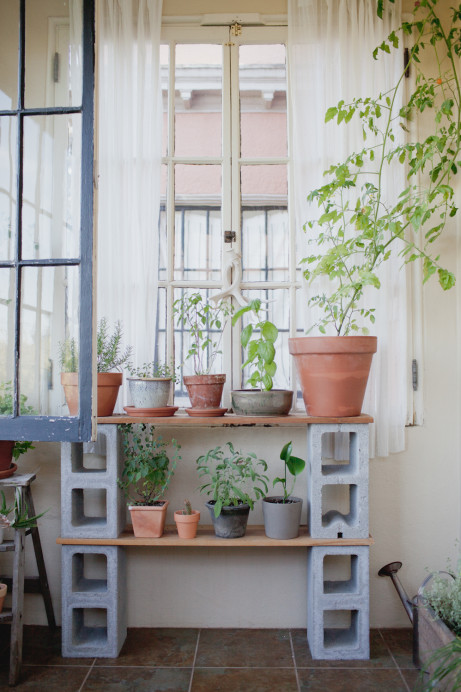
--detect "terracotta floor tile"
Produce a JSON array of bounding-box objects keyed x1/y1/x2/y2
[
  {"x1": 297, "y1": 667, "x2": 410, "y2": 691},
  {"x1": 0, "y1": 664, "x2": 90, "y2": 691},
  {"x1": 195, "y1": 629, "x2": 293, "y2": 668},
  {"x1": 20, "y1": 625, "x2": 94, "y2": 666},
  {"x1": 191, "y1": 667, "x2": 299, "y2": 692},
  {"x1": 291, "y1": 629, "x2": 396, "y2": 668},
  {"x1": 379, "y1": 628, "x2": 415, "y2": 668},
  {"x1": 93, "y1": 628, "x2": 199, "y2": 667},
  {"x1": 83, "y1": 666, "x2": 192, "y2": 691}
]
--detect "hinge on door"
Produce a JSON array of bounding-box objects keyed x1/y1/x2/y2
[
  {"x1": 231, "y1": 23, "x2": 242, "y2": 37},
  {"x1": 53, "y1": 52, "x2": 60, "y2": 83},
  {"x1": 412, "y1": 359, "x2": 418, "y2": 391},
  {"x1": 224, "y1": 230, "x2": 236, "y2": 243}
]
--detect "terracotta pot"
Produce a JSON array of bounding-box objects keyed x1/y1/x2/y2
[
  {"x1": 288, "y1": 336, "x2": 377, "y2": 417},
  {"x1": 61, "y1": 372, "x2": 123, "y2": 417},
  {"x1": 183, "y1": 374, "x2": 225, "y2": 410},
  {"x1": 0, "y1": 441, "x2": 15, "y2": 472},
  {"x1": 174, "y1": 509, "x2": 200, "y2": 539},
  {"x1": 129, "y1": 501, "x2": 169, "y2": 538},
  {"x1": 0, "y1": 583, "x2": 7, "y2": 613}
]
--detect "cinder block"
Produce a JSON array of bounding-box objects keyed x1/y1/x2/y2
[
  {"x1": 61, "y1": 426, "x2": 126, "y2": 538},
  {"x1": 61, "y1": 545, "x2": 127, "y2": 657},
  {"x1": 307, "y1": 424, "x2": 369, "y2": 539},
  {"x1": 307, "y1": 545, "x2": 370, "y2": 660}
]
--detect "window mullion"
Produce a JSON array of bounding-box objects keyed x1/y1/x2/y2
[{"x1": 166, "y1": 39, "x2": 176, "y2": 376}]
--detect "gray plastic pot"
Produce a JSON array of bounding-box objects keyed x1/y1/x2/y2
[
  {"x1": 127, "y1": 377, "x2": 172, "y2": 409},
  {"x1": 206, "y1": 501, "x2": 250, "y2": 538},
  {"x1": 231, "y1": 389, "x2": 293, "y2": 416},
  {"x1": 262, "y1": 496, "x2": 303, "y2": 539}
]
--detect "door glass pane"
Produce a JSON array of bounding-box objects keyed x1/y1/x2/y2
[
  {"x1": 25, "y1": 0, "x2": 82, "y2": 109},
  {"x1": 160, "y1": 44, "x2": 169, "y2": 157},
  {"x1": 20, "y1": 265, "x2": 79, "y2": 416},
  {"x1": 241, "y1": 164, "x2": 287, "y2": 197},
  {"x1": 0, "y1": 0, "x2": 19, "y2": 110},
  {"x1": 0, "y1": 116, "x2": 17, "y2": 261},
  {"x1": 175, "y1": 44, "x2": 222, "y2": 157},
  {"x1": 239, "y1": 44, "x2": 287, "y2": 158},
  {"x1": 242, "y1": 207, "x2": 289, "y2": 282},
  {"x1": 0, "y1": 269, "x2": 15, "y2": 415},
  {"x1": 174, "y1": 164, "x2": 221, "y2": 281},
  {"x1": 22, "y1": 114, "x2": 81, "y2": 259}
]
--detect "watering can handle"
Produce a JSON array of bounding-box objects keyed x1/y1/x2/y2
[{"x1": 417, "y1": 570, "x2": 454, "y2": 600}]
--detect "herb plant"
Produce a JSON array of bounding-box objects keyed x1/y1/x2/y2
[
  {"x1": 59, "y1": 319, "x2": 132, "y2": 373},
  {"x1": 302, "y1": 0, "x2": 460, "y2": 336},
  {"x1": 127, "y1": 361, "x2": 177, "y2": 382},
  {"x1": 196, "y1": 442, "x2": 269, "y2": 518},
  {"x1": 0, "y1": 381, "x2": 36, "y2": 416},
  {"x1": 173, "y1": 292, "x2": 232, "y2": 375},
  {"x1": 273, "y1": 442, "x2": 306, "y2": 503},
  {"x1": 59, "y1": 337, "x2": 78, "y2": 373},
  {"x1": 118, "y1": 423, "x2": 180, "y2": 506},
  {"x1": 232, "y1": 299, "x2": 278, "y2": 391}
]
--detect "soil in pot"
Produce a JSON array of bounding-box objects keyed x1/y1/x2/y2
[
  {"x1": 231, "y1": 389, "x2": 293, "y2": 416},
  {"x1": 288, "y1": 336, "x2": 377, "y2": 417},
  {"x1": 206, "y1": 500, "x2": 250, "y2": 538},
  {"x1": 174, "y1": 510, "x2": 200, "y2": 539},
  {"x1": 183, "y1": 374, "x2": 226, "y2": 414},
  {"x1": 262, "y1": 496, "x2": 303, "y2": 540},
  {"x1": 129, "y1": 500, "x2": 169, "y2": 538}
]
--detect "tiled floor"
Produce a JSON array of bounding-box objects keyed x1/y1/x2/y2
[{"x1": 0, "y1": 626, "x2": 421, "y2": 691}]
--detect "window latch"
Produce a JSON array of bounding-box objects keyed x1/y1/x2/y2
[{"x1": 224, "y1": 230, "x2": 236, "y2": 243}]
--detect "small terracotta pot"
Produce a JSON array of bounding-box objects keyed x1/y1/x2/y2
[
  {"x1": 129, "y1": 501, "x2": 169, "y2": 538},
  {"x1": 183, "y1": 374, "x2": 225, "y2": 410},
  {"x1": 289, "y1": 336, "x2": 377, "y2": 417},
  {"x1": 61, "y1": 372, "x2": 123, "y2": 417},
  {"x1": 0, "y1": 583, "x2": 7, "y2": 613},
  {"x1": 174, "y1": 510, "x2": 200, "y2": 539},
  {"x1": 0, "y1": 441, "x2": 15, "y2": 472}
]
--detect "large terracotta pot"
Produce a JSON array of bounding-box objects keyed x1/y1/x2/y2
[
  {"x1": 61, "y1": 372, "x2": 123, "y2": 417},
  {"x1": 174, "y1": 509, "x2": 200, "y2": 539},
  {"x1": 183, "y1": 374, "x2": 226, "y2": 413},
  {"x1": 0, "y1": 441, "x2": 15, "y2": 472},
  {"x1": 288, "y1": 336, "x2": 377, "y2": 417},
  {"x1": 129, "y1": 501, "x2": 169, "y2": 538}
]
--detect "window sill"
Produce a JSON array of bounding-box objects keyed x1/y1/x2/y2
[{"x1": 98, "y1": 412, "x2": 374, "y2": 426}]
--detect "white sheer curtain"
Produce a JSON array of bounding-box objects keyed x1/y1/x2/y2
[
  {"x1": 288, "y1": 0, "x2": 407, "y2": 458},
  {"x1": 97, "y1": 0, "x2": 163, "y2": 408}
]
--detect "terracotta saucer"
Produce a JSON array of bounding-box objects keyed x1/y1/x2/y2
[
  {"x1": 185, "y1": 407, "x2": 228, "y2": 417},
  {"x1": 0, "y1": 463, "x2": 18, "y2": 480},
  {"x1": 123, "y1": 406, "x2": 179, "y2": 417}
]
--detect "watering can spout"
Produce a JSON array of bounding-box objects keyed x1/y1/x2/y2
[{"x1": 378, "y1": 561, "x2": 414, "y2": 623}]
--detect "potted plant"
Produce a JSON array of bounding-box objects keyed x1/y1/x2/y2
[
  {"x1": 0, "y1": 488, "x2": 46, "y2": 543},
  {"x1": 196, "y1": 442, "x2": 269, "y2": 538},
  {"x1": 0, "y1": 382, "x2": 35, "y2": 476},
  {"x1": 231, "y1": 299, "x2": 293, "y2": 416},
  {"x1": 262, "y1": 442, "x2": 306, "y2": 540},
  {"x1": 173, "y1": 292, "x2": 232, "y2": 416},
  {"x1": 290, "y1": 0, "x2": 460, "y2": 417},
  {"x1": 60, "y1": 318, "x2": 132, "y2": 417},
  {"x1": 125, "y1": 361, "x2": 178, "y2": 415},
  {"x1": 174, "y1": 499, "x2": 200, "y2": 539},
  {"x1": 118, "y1": 423, "x2": 181, "y2": 538}
]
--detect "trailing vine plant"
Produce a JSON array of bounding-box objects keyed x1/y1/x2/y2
[{"x1": 302, "y1": 0, "x2": 460, "y2": 336}]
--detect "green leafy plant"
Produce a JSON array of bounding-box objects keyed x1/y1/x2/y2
[
  {"x1": 424, "y1": 567, "x2": 461, "y2": 636},
  {"x1": 273, "y1": 442, "x2": 306, "y2": 503},
  {"x1": 0, "y1": 489, "x2": 46, "y2": 530},
  {"x1": 59, "y1": 337, "x2": 78, "y2": 373},
  {"x1": 59, "y1": 319, "x2": 132, "y2": 373},
  {"x1": 302, "y1": 0, "x2": 460, "y2": 336},
  {"x1": 232, "y1": 299, "x2": 278, "y2": 391},
  {"x1": 418, "y1": 636, "x2": 461, "y2": 692},
  {"x1": 0, "y1": 381, "x2": 36, "y2": 416},
  {"x1": 127, "y1": 361, "x2": 177, "y2": 382},
  {"x1": 173, "y1": 292, "x2": 232, "y2": 375},
  {"x1": 196, "y1": 442, "x2": 269, "y2": 518},
  {"x1": 118, "y1": 423, "x2": 180, "y2": 506}
]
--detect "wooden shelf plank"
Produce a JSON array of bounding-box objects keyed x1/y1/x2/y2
[
  {"x1": 57, "y1": 525, "x2": 374, "y2": 548},
  {"x1": 98, "y1": 412, "x2": 374, "y2": 426}
]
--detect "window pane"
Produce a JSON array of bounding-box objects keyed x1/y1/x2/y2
[
  {"x1": 174, "y1": 44, "x2": 222, "y2": 157},
  {"x1": 241, "y1": 164, "x2": 287, "y2": 198},
  {"x1": 22, "y1": 114, "x2": 81, "y2": 259},
  {"x1": 0, "y1": 269, "x2": 15, "y2": 415},
  {"x1": 160, "y1": 44, "x2": 169, "y2": 157},
  {"x1": 19, "y1": 265, "x2": 79, "y2": 416},
  {"x1": 240, "y1": 288, "x2": 290, "y2": 391},
  {"x1": 0, "y1": 116, "x2": 17, "y2": 261},
  {"x1": 25, "y1": 0, "x2": 82, "y2": 109},
  {"x1": 0, "y1": 0, "x2": 19, "y2": 110},
  {"x1": 242, "y1": 207, "x2": 289, "y2": 282},
  {"x1": 239, "y1": 44, "x2": 287, "y2": 158}
]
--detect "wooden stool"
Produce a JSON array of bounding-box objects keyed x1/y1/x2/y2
[{"x1": 0, "y1": 472, "x2": 55, "y2": 685}]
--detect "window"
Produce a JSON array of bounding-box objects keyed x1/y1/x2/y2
[
  {"x1": 0, "y1": 0, "x2": 95, "y2": 441},
  {"x1": 158, "y1": 24, "x2": 303, "y2": 405}
]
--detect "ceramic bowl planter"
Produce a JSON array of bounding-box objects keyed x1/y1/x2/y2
[
  {"x1": 61, "y1": 372, "x2": 123, "y2": 417},
  {"x1": 288, "y1": 336, "x2": 377, "y2": 417},
  {"x1": 206, "y1": 500, "x2": 250, "y2": 538},
  {"x1": 262, "y1": 496, "x2": 303, "y2": 540},
  {"x1": 129, "y1": 500, "x2": 169, "y2": 538},
  {"x1": 183, "y1": 374, "x2": 227, "y2": 416},
  {"x1": 231, "y1": 389, "x2": 293, "y2": 416},
  {"x1": 127, "y1": 377, "x2": 172, "y2": 409},
  {"x1": 0, "y1": 583, "x2": 6, "y2": 613},
  {"x1": 174, "y1": 509, "x2": 200, "y2": 539}
]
